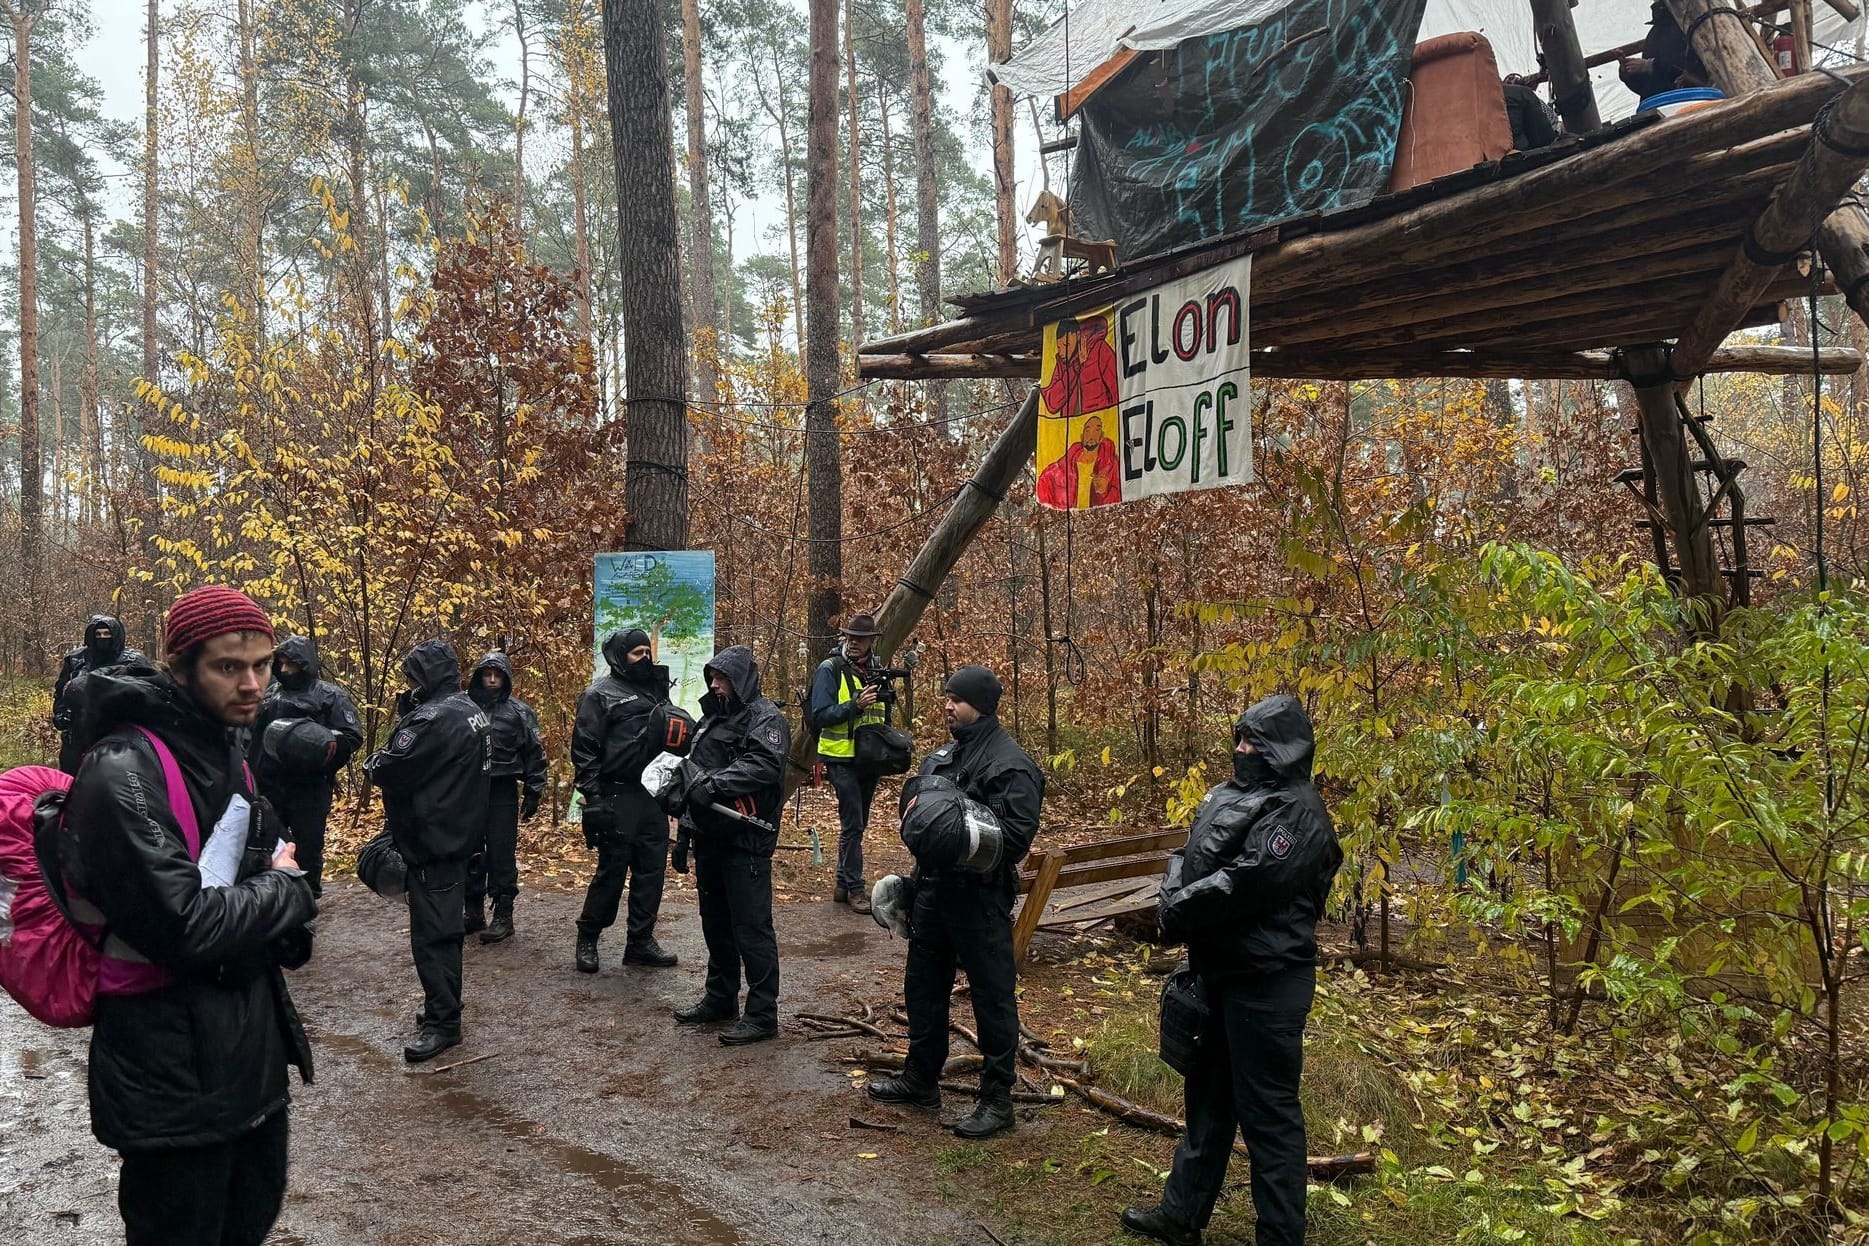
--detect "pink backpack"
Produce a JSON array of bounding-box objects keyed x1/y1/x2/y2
[{"x1": 0, "y1": 728, "x2": 202, "y2": 1027}]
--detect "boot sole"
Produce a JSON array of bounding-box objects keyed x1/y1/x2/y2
[
  {"x1": 718, "y1": 1029, "x2": 778, "y2": 1046},
  {"x1": 403, "y1": 1035, "x2": 463, "y2": 1064},
  {"x1": 479, "y1": 931, "x2": 513, "y2": 944},
  {"x1": 866, "y1": 1087, "x2": 942, "y2": 1111}
]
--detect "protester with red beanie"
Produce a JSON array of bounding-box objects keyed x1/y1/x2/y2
[{"x1": 60, "y1": 585, "x2": 316, "y2": 1246}]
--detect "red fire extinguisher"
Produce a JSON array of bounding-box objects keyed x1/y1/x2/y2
[{"x1": 1775, "y1": 31, "x2": 1799, "y2": 75}]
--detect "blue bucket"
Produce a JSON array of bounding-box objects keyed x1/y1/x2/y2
[{"x1": 1638, "y1": 86, "x2": 1726, "y2": 116}]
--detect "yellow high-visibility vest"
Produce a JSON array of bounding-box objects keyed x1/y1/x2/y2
[{"x1": 817, "y1": 660, "x2": 887, "y2": 760}]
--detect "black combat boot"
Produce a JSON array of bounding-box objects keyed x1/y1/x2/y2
[
  {"x1": 866, "y1": 1073, "x2": 941, "y2": 1110},
  {"x1": 480, "y1": 898, "x2": 514, "y2": 944},
  {"x1": 673, "y1": 998, "x2": 738, "y2": 1024},
  {"x1": 1118, "y1": 1205, "x2": 1201, "y2": 1245},
  {"x1": 953, "y1": 1091, "x2": 1015, "y2": 1139},
  {"x1": 403, "y1": 1028, "x2": 462, "y2": 1064},
  {"x1": 574, "y1": 934, "x2": 599, "y2": 974},
  {"x1": 717, "y1": 1018, "x2": 778, "y2": 1046},
  {"x1": 463, "y1": 897, "x2": 486, "y2": 936},
  {"x1": 622, "y1": 937, "x2": 677, "y2": 967}
]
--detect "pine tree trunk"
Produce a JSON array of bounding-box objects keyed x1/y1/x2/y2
[
  {"x1": 141, "y1": 0, "x2": 160, "y2": 509},
  {"x1": 905, "y1": 0, "x2": 945, "y2": 419},
  {"x1": 879, "y1": 82, "x2": 902, "y2": 334},
  {"x1": 682, "y1": 0, "x2": 719, "y2": 404},
  {"x1": 844, "y1": 0, "x2": 864, "y2": 350},
  {"x1": 237, "y1": 0, "x2": 263, "y2": 343},
  {"x1": 82, "y1": 206, "x2": 103, "y2": 527},
  {"x1": 569, "y1": 79, "x2": 595, "y2": 348},
  {"x1": 11, "y1": 5, "x2": 45, "y2": 675},
  {"x1": 985, "y1": 0, "x2": 1015, "y2": 285},
  {"x1": 769, "y1": 45, "x2": 806, "y2": 353},
  {"x1": 513, "y1": 0, "x2": 530, "y2": 230},
  {"x1": 602, "y1": 0, "x2": 691, "y2": 551},
  {"x1": 805, "y1": 0, "x2": 844, "y2": 644}
]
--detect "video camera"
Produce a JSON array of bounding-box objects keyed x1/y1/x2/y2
[{"x1": 865, "y1": 667, "x2": 911, "y2": 706}]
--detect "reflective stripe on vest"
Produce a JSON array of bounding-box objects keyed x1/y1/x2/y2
[{"x1": 817, "y1": 665, "x2": 887, "y2": 759}]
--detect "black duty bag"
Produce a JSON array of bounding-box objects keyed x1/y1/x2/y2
[
  {"x1": 1158, "y1": 961, "x2": 1208, "y2": 1077},
  {"x1": 853, "y1": 722, "x2": 913, "y2": 776}
]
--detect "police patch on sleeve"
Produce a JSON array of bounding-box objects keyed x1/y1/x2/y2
[
  {"x1": 1268, "y1": 826, "x2": 1294, "y2": 860},
  {"x1": 393, "y1": 728, "x2": 417, "y2": 751},
  {"x1": 766, "y1": 726, "x2": 782, "y2": 747}
]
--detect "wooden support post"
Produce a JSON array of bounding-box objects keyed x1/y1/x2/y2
[
  {"x1": 1669, "y1": 0, "x2": 1869, "y2": 328},
  {"x1": 780, "y1": 388, "x2": 1041, "y2": 797},
  {"x1": 1625, "y1": 344, "x2": 1725, "y2": 629},
  {"x1": 1671, "y1": 76, "x2": 1869, "y2": 376},
  {"x1": 1012, "y1": 850, "x2": 1064, "y2": 968},
  {"x1": 1529, "y1": 0, "x2": 1604, "y2": 134}
]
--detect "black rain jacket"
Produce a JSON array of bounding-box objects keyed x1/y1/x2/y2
[
  {"x1": 368, "y1": 640, "x2": 492, "y2": 865},
  {"x1": 53, "y1": 614, "x2": 145, "y2": 732},
  {"x1": 61, "y1": 665, "x2": 317, "y2": 1150},
  {"x1": 683, "y1": 645, "x2": 789, "y2": 855},
  {"x1": 468, "y1": 652, "x2": 548, "y2": 794},
  {"x1": 916, "y1": 714, "x2": 1045, "y2": 891},
  {"x1": 1158, "y1": 695, "x2": 1344, "y2": 979},
  {"x1": 250, "y1": 635, "x2": 365, "y2": 793},
  {"x1": 571, "y1": 632, "x2": 674, "y2": 804}
]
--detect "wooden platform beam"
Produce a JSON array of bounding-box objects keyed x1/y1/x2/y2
[
  {"x1": 1670, "y1": 0, "x2": 1869, "y2": 328},
  {"x1": 1627, "y1": 343, "x2": 1726, "y2": 629},
  {"x1": 1671, "y1": 76, "x2": 1869, "y2": 377}
]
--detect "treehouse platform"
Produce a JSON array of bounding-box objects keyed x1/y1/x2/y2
[{"x1": 856, "y1": 65, "x2": 1869, "y2": 386}]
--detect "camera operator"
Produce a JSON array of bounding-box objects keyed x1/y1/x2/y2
[{"x1": 808, "y1": 612, "x2": 899, "y2": 915}]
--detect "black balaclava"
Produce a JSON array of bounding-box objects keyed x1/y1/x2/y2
[
  {"x1": 1233, "y1": 750, "x2": 1279, "y2": 788},
  {"x1": 618, "y1": 628, "x2": 658, "y2": 685}
]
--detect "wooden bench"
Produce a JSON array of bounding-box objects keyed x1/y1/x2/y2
[{"x1": 1012, "y1": 828, "x2": 1188, "y2": 967}]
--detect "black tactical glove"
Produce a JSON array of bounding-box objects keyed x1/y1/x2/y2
[
  {"x1": 582, "y1": 801, "x2": 615, "y2": 850},
  {"x1": 273, "y1": 922, "x2": 315, "y2": 971},
  {"x1": 671, "y1": 826, "x2": 692, "y2": 875},
  {"x1": 521, "y1": 788, "x2": 542, "y2": 821}
]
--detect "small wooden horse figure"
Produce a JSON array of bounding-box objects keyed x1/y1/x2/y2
[{"x1": 1025, "y1": 189, "x2": 1119, "y2": 283}]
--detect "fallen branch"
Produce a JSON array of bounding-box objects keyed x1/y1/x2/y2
[
  {"x1": 1020, "y1": 1046, "x2": 1088, "y2": 1075},
  {"x1": 849, "y1": 1116, "x2": 903, "y2": 1133},
  {"x1": 1321, "y1": 947, "x2": 1447, "y2": 972},
  {"x1": 409, "y1": 1051, "x2": 500, "y2": 1076},
  {"x1": 844, "y1": 1047, "x2": 983, "y2": 1078},
  {"x1": 939, "y1": 1080, "x2": 1062, "y2": 1105},
  {"x1": 1054, "y1": 1078, "x2": 1375, "y2": 1179},
  {"x1": 798, "y1": 1011, "x2": 895, "y2": 1040}
]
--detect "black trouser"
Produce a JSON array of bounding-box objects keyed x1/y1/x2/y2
[
  {"x1": 902, "y1": 878, "x2": 1020, "y2": 1095},
  {"x1": 467, "y1": 777, "x2": 522, "y2": 909},
  {"x1": 576, "y1": 788, "x2": 669, "y2": 944},
  {"x1": 118, "y1": 1106, "x2": 289, "y2": 1246},
  {"x1": 407, "y1": 857, "x2": 468, "y2": 1034},
  {"x1": 271, "y1": 783, "x2": 335, "y2": 898},
  {"x1": 824, "y1": 760, "x2": 879, "y2": 895},
  {"x1": 1161, "y1": 964, "x2": 1316, "y2": 1246},
  {"x1": 58, "y1": 729, "x2": 82, "y2": 776},
  {"x1": 694, "y1": 843, "x2": 779, "y2": 1027}
]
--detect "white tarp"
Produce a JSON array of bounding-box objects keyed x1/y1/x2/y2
[{"x1": 991, "y1": 0, "x2": 1865, "y2": 125}]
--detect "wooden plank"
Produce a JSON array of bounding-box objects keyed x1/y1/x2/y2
[
  {"x1": 1035, "y1": 884, "x2": 1162, "y2": 931},
  {"x1": 1013, "y1": 850, "x2": 1065, "y2": 967},
  {"x1": 1057, "y1": 47, "x2": 1140, "y2": 120},
  {"x1": 1017, "y1": 828, "x2": 1189, "y2": 877},
  {"x1": 1671, "y1": 75, "x2": 1869, "y2": 376}
]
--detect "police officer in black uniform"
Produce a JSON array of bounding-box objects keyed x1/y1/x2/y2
[
  {"x1": 367, "y1": 638, "x2": 492, "y2": 1063},
  {"x1": 572, "y1": 628, "x2": 682, "y2": 973},
  {"x1": 1120, "y1": 695, "x2": 1344, "y2": 1246},
  {"x1": 251, "y1": 635, "x2": 365, "y2": 898},
  {"x1": 868, "y1": 664, "x2": 1043, "y2": 1139},
  {"x1": 671, "y1": 645, "x2": 788, "y2": 1046},
  {"x1": 464, "y1": 651, "x2": 547, "y2": 944},
  {"x1": 53, "y1": 613, "x2": 145, "y2": 774}
]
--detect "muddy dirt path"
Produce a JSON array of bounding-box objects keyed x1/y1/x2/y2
[{"x1": 0, "y1": 882, "x2": 1024, "y2": 1245}]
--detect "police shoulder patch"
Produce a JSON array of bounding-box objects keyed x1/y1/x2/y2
[
  {"x1": 765, "y1": 726, "x2": 782, "y2": 747},
  {"x1": 393, "y1": 728, "x2": 417, "y2": 751},
  {"x1": 1267, "y1": 825, "x2": 1295, "y2": 860}
]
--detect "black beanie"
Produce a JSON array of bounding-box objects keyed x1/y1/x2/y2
[
  {"x1": 945, "y1": 665, "x2": 1002, "y2": 716},
  {"x1": 619, "y1": 628, "x2": 652, "y2": 655}
]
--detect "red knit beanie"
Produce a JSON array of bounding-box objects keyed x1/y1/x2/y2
[{"x1": 164, "y1": 586, "x2": 275, "y2": 656}]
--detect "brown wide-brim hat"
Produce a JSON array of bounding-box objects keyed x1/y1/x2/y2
[{"x1": 839, "y1": 613, "x2": 882, "y2": 637}]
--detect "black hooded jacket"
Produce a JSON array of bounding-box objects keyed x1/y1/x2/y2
[
  {"x1": 684, "y1": 646, "x2": 790, "y2": 854},
  {"x1": 468, "y1": 652, "x2": 548, "y2": 793},
  {"x1": 571, "y1": 632, "x2": 674, "y2": 803},
  {"x1": 60, "y1": 664, "x2": 317, "y2": 1150},
  {"x1": 250, "y1": 635, "x2": 365, "y2": 793},
  {"x1": 52, "y1": 614, "x2": 146, "y2": 732},
  {"x1": 917, "y1": 714, "x2": 1045, "y2": 889},
  {"x1": 1158, "y1": 695, "x2": 1344, "y2": 978},
  {"x1": 368, "y1": 640, "x2": 492, "y2": 864}
]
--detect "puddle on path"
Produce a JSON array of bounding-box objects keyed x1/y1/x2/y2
[{"x1": 314, "y1": 1030, "x2": 743, "y2": 1246}]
